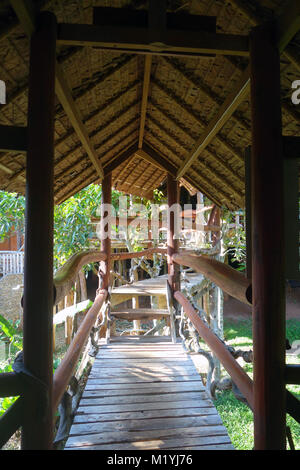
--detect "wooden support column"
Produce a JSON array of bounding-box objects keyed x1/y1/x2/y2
[
  {"x1": 245, "y1": 146, "x2": 252, "y2": 280},
  {"x1": 250, "y1": 22, "x2": 286, "y2": 450},
  {"x1": 22, "y1": 12, "x2": 57, "y2": 450},
  {"x1": 99, "y1": 175, "x2": 112, "y2": 291},
  {"x1": 167, "y1": 173, "x2": 180, "y2": 294}
]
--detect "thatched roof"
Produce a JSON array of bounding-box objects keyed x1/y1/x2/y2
[{"x1": 0, "y1": 0, "x2": 299, "y2": 210}]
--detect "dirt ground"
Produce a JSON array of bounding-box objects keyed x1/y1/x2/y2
[{"x1": 223, "y1": 285, "x2": 300, "y2": 321}]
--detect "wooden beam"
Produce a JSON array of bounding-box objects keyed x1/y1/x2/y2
[
  {"x1": 10, "y1": 0, "x2": 37, "y2": 36},
  {"x1": 10, "y1": 0, "x2": 104, "y2": 180},
  {"x1": 283, "y1": 136, "x2": 300, "y2": 159},
  {"x1": 103, "y1": 143, "x2": 138, "y2": 175},
  {"x1": 57, "y1": 23, "x2": 249, "y2": 57},
  {"x1": 229, "y1": 0, "x2": 300, "y2": 71},
  {"x1": 176, "y1": 0, "x2": 300, "y2": 179},
  {"x1": 55, "y1": 173, "x2": 99, "y2": 205},
  {"x1": 152, "y1": 78, "x2": 245, "y2": 164},
  {"x1": 0, "y1": 125, "x2": 27, "y2": 152},
  {"x1": 139, "y1": 143, "x2": 177, "y2": 176},
  {"x1": 145, "y1": 114, "x2": 243, "y2": 203},
  {"x1": 54, "y1": 65, "x2": 103, "y2": 179},
  {"x1": 277, "y1": 0, "x2": 300, "y2": 52},
  {"x1": 138, "y1": 55, "x2": 152, "y2": 149},
  {"x1": 93, "y1": 6, "x2": 216, "y2": 34},
  {"x1": 176, "y1": 65, "x2": 250, "y2": 178}
]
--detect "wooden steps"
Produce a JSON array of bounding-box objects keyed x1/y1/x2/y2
[
  {"x1": 111, "y1": 308, "x2": 169, "y2": 321},
  {"x1": 65, "y1": 336, "x2": 233, "y2": 450}
]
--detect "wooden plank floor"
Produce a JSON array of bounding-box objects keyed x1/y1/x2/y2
[{"x1": 65, "y1": 336, "x2": 234, "y2": 450}]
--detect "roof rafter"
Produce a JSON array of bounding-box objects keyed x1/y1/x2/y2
[
  {"x1": 146, "y1": 114, "x2": 243, "y2": 198},
  {"x1": 10, "y1": 0, "x2": 104, "y2": 180},
  {"x1": 163, "y1": 56, "x2": 251, "y2": 132},
  {"x1": 148, "y1": 98, "x2": 244, "y2": 186},
  {"x1": 138, "y1": 55, "x2": 152, "y2": 149},
  {"x1": 229, "y1": 0, "x2": 300, "y2": 72},
  {"x1": 144, "y1": 131, "x2": 240, "y2": 208},
  {"x1": 103, "y1": 143, "x2": 139, "y2": 175},
  {"x1": 7, "y1": 99, "x2": 140, "y2": 185},
  {"x1": 55, "y1": 132, "x2": 138, "y2": 182},
  {"x1": 177, "y1": 0, "x2": 300, "y2": 179},
  {"x1": 152, "y1": 78, "x2": 245, "y2": 164},
  {"x1": 176, "y1": 65, "x2": 250, "y2": 179}
]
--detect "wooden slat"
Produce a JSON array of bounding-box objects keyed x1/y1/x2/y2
[
  {"x1": 73, "y1": 406, "x2": 218, "y2": 424},
  {"x1": 110, "y1": 308, "x2": 169, "y2": 321},
  {"x1": 80, "y1": 391, "x2": 208, "y2": 406},
  {"x1": 87, "y1": 375, "x2": 201, "y2": 384},
  {"x1": 70, "y1": 413, "x2": 221, "y2": 435},
  {"x1": 84, "y1": 379, "x2": 203, "y2": 391},
  {"x1": 82, "y1": 382, "x2": 205, "y2": 397},
  {"x1": 77, "y1": 398, "x2": 214, "y2": 414},
  {"x1": 65, "y1": 434, "x2": 232, "y2": 450},
  {"x1": 109, "y1": 335, "x2": 173, "y2": 342},
  {"x1": 66, "y1": 424, "x2": 228, "y2": 448}
]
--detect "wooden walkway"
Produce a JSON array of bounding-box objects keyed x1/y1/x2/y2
[{"x1": 65, "y1": 336, "x2": 233, "y2": 450}]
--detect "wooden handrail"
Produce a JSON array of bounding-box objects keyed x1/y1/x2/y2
[
  {"x1": 0, "y1": 372, "x2": 23, "y2": 397},
  {"x1": 52, "y1": 289, "x2": 107, "y2": 411},
  {"x1": 173, "y1": 252, "x2": 252, "y2": 305},
  {"x1": 174, "y1": 290, "x2": 254, "y2": 408},
  {"x1": 0, "y1": 397, "x2": 24, "y2": 449},
  {"x1": 111, "y1": 247, "x2": 167, "y2": 261},
  {"x1": 53, "y1": 250, "x2": 107, "y2": 305}
]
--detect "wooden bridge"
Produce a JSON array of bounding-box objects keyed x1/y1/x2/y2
[{"x1": 65, "y1": 336, "x2": 233, "y2": 451}]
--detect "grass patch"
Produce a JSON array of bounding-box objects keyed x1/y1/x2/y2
[{"x1": 213, "y1": 318, "x2": 300, "y2": 450}]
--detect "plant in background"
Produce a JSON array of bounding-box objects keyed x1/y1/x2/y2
[
  {"x1": 0, "y1": 192, "x2": 25, "y2": 243},
  {"x1": 222, "y1": 209, "x2": 246, "y2": 271},
  {"x1": 0, "y1": 315, "x2": 22, "y2": 359}
]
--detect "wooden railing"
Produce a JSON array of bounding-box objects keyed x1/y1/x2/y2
[
  {"x1": 0, "y1": 288, "x2": 107, "y2": 449},
  {"x1": 0, "y1": 251, "x2": 24, "y2": 276},
  {"x1": 173, "y1": 252, "x2": 252, "y2": 305},
  {"x1": 174, "y1": 290, "x2": 254, "y2": 407}
]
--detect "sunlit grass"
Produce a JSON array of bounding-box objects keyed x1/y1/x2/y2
[{"x1": 213, "y1": 318, "x2": 300, "y2": 450}]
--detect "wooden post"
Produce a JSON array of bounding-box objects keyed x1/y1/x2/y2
[
  {"x1": 22, "y1": 12, "x2": 57, "y2": 450},
  {"x1": 167, "y1": 173, "x2": 180, "y2": 294},
  {"x1": 250, "y1": 22, "x2": 286, "y2": 450},
  {"x1": 245, "y1": 146, "x2": 252, "y2": 279},
  {"x1": 99, "y1": 176, "x2": 111, "y2": 341},
  {"x1": 99, "y1": 176, "x2": 112, "y2": 291}
]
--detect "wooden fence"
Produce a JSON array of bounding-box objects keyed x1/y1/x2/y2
[{"x1": 0, "y1": 251, "x2": 24, "y2": 277}]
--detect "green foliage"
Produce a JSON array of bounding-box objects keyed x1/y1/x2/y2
[
  {"x1": 222, "y1": 209, "x2": 246, "y2": 270},
  {"x1": 0, "y1": 191, "x2": 25, "y2": 242},
  {"x1": 0, "y1": 185, "x2": 122, "y2": 271},
  {"x1": 0, "y1": 315, "x2": 22, "y2": 354}
]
